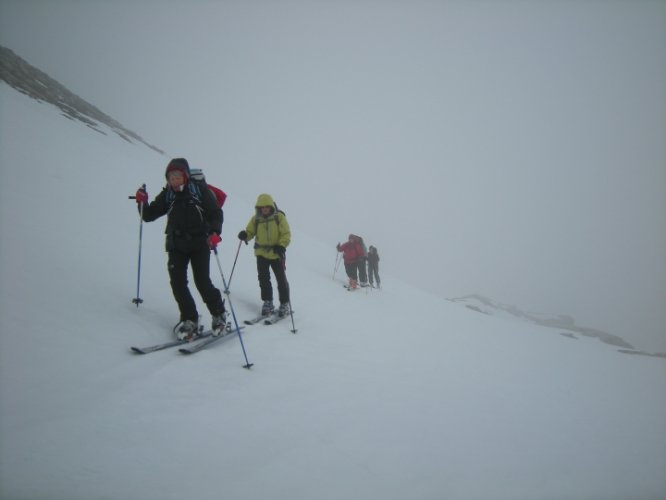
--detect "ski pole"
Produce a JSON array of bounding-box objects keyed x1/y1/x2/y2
[
  {"x1": 333, "y1": 250, "x2": 341, "y2": 280},
  {"x1": 287, "y1": 299, "x2": 297, "y2": 334},
  {"x1": 128, "y1": 184, "x2": 146, "y2": 307},
  {"x1": 226, "y1": 239, "x2": 243, "y2": 289},
  {"x1": 213, "y1": 248, "x2": 253, "y2": 369},
  {"x1": 279, "y1": 255, "x2": 297, "y2": 334}
]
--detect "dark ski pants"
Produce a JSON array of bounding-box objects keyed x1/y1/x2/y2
[
  {"x1": 345, "y1": 260, "x2": 367, "y2": 283},
  {"x1": 256, "y1": 255, "x2": 290, "y2": 304},
  {"x1": 358, "y1": 258, "x2": 368, "y2": 283},
  {"x1": 368, "y1": 261, "x2": 380, "y2": 286},
  {"x1": 344, "y1": 262, "x2": 357, "y2": 281},
  {"x1": 168, "y1": 245, "x2": 225, "y2": 322}
]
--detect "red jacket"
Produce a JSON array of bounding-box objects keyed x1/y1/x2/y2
[{"x1": 337, "y1": 237, "x2": 366, "y2": 264}]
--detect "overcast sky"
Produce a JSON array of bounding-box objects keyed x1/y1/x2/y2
[{"x1": 1, "y1": 0, "x2": 665, "y2": 350}]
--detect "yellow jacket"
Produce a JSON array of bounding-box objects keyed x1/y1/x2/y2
[{"x1": 244, "y1": 193, "x2": 291, "y2": 260}]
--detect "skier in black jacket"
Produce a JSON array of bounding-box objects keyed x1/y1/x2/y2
[
  {"x1": 134, "y1": 158, "x2": 226, "y2": 339},
  {"x1": 367, "y1": 245, "x2": 381, "y2": 288}
]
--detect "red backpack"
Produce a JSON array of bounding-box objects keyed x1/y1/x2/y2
[
  {"x1": 207, "y1": 183, "x2": 227, "y2": 208},
  {"x1": 189, "y1": 168, "x2": 227, "y2": 208}
]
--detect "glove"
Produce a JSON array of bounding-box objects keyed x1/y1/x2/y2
[
  {"x1": 238, "y1": 230, "x2": 248, "y2": 241},
  {"x1": 135, "y1": 187, "x2": 148, "y2": 204},
  {"x1": 274, "y1": 245, "x2": 286, "y2": 259},
  {"x1": 207, "y1": 233, "x2": 221, "y2": 249}
]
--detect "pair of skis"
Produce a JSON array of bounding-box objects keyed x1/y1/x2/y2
[
  {"x1": 243, "y1": 312, "x2": 289, "y2": 326},
  {"x1": 130, "y1": 325, "x2": 244, "y2": 355},
  {"x1": 247, "y1": 310, "x2": 297, "y2": 333},
  {"x1": 131, "y1": 310, "x2": 295, "y2": 355}
]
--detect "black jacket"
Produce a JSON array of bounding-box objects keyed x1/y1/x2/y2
[{"x1": 140, "y1": 184, "x2": 223, "y2": 252}]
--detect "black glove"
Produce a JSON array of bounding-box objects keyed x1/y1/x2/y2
[
  {"x1": 274, "y1": 245, "x2": 286, "y2": 258},
  {"x1": 238, "y1": 230, "x2": 247, "y2": 241}
]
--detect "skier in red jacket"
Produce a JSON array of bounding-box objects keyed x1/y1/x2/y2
[{"x1": 336, "y1": 234, "x2": 368, "y2": 290}]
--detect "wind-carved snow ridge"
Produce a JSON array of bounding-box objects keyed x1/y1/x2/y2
[
  {"x1": 0, "y1": 45, "x2": 164, "y2": 155},
  {"x1": 450, "y1": 294, "x2": 666, "y2": 359}
]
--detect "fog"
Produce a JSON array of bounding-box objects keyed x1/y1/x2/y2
[{"x1": 1, "y1": 0, "x2": 664, "y2": 350}]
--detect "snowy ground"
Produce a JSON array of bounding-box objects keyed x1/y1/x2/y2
[{"x1": 1, "y1": 82, "x2": 665, "y2": 500}]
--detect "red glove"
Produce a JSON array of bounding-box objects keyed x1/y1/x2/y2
[
  {"x1": 208, "y1": 233, "x2": 221, "y2": 249},
  {"x1": 135, "y1": 188, "x2": 148, "y2": 204}
]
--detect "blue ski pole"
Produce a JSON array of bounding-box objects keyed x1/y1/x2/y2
[
  {"x1": 128, "y1": 184, "x2": 146, "y2": 306},
  {"x1": 213, "y1": 248, "x2": 253, "y2": 369}
]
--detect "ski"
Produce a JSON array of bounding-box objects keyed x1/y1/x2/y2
[
  {"x1": 264, "y1": 313, "x2": 288, "y2": 325},
  {"x1": 244, "y1": 314, "x2": 293, "y2": 327},
  {"x1": 130, "y1": 331, "x2": 213, "y2": 354},
  {"x1": 343, "y1": 283, "x2": 370, "y2": 291},
  {"x1": 244, "y1": 314, "x2": 269, "y2": 325},
  {"x1": 264, "y1": 312, "x2": 297, "y2": 333},
  {"x1": 178, "y1": 325, "x2": 245, "y2": 355}
]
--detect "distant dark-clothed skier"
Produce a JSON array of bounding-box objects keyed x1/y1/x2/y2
[
  {"x1": 133, "y1": 158, "x2": 226, "y2": 339},
  {"x1": 238, "y1": 193, "x2": 292, "y2": 317},
  {"x1": 367, "y1": 245, "x2": 381, "y2": 288}
]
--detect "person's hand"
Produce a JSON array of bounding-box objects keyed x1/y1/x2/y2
[
  {"x1": 275, "y1": 245, "x2": 286, "y2": 259},
  {"x1": 135, "y1": 187, "x2": 148, "y2": 204},
  {"x1": 238, "y1": 230, "x2": 248, "y2": 241},
  {"x1": 208, "y1": 233, "x2": 222, "y2": 249}
]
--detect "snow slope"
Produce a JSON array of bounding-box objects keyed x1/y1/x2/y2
[{"x1": 1, "y1": 82, "x2": 665, "y2": 500}]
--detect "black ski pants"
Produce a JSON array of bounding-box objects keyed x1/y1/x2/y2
[
  {"x1": 256, "y1": 255, "x2": 290, "y2": 305},
  {"x1": 368, "y1": 260, "x2": 380, "y2": 286},
  {"x1": 168, "y1": 244, "x2": 225, "y2": 322},
  {"x1": 358, "y1": 257, "x2": 368, "y2": 283},
  {"x1": 344, "y1": 259, "x2": 367, "y2": 283},
  {"x1": 344, "y1": 262, "x2": 358, "y2": 281}
]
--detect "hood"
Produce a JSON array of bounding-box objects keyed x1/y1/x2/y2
[
  {"x1": 165, "y1": 158, "x2": 191, "y2": 181},
  {"x1": 255, "y1": 193, "x2": 276, "y2": 208}
]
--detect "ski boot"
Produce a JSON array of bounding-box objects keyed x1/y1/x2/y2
[
  {"x1": 262, "y1": 300, "x2": 275, "y2": 316},
  {"x1": 278, "y1": 303, "x2": 290, "y2": 318},
  {"x1": 174, "y1": 320, "x2": 199, "y2": 340},
  {"x1": 211, "y1": 312, "x2": 227, "y2": 336}
]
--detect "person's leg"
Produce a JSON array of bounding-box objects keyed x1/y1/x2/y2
[
  {"x1": 269, "y1": 258, "x2": 290, "y2": 305},
  {"x1": 168, "y1": 250, "x2": 198, "y2": 321},
  {"x1": 358, "y1": 258, "x2": 368, "y2": 284},
  {"x1": 256, "y1": 256, "x2": 274, "y2": 302},
  {"x1": 190, "y1": 245, "x2": 225, "y2": 316}
]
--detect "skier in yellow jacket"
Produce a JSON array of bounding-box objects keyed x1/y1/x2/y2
[{"x1": 238, "y1": 193, "x2": 292, "y2": 317}]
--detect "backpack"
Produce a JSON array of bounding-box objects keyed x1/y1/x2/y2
[
  {"x1": 189, "y1": 168, "x2": 227, "y2": 208},
  {"x1": 165, "y1": 182, "x2": 206, "y2": 207},
  {"x1": 254, "y1": 203, "x2": 286, "y2": 234},
  {"x1": 348, "y1": 234, "x2": 367, "y2": 257},
  {"x1": 358, "y1": 236, "x2": 368, "y2": 257},
  {"x1": 207, "y1": 184, "x2": 227, "y2": 208},
  {"x1": 164, "y1": 174, "x2": 225, "y2": 213}
]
